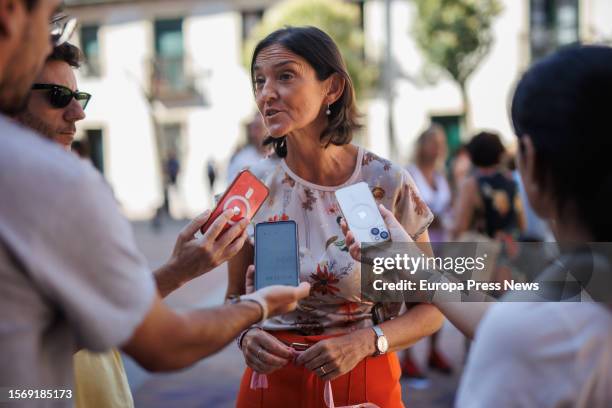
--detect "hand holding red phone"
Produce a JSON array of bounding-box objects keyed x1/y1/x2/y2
[
  {"x1": 159, "y1": 208, "x2": 250, "y2": 294},
  {"x1": 200, "y1": 170, "x2": 269, "y2": 234}
]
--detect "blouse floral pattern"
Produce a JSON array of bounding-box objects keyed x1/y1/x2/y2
[{"x1": 247, "y1": 146, "x2": 433, "y2": 335}]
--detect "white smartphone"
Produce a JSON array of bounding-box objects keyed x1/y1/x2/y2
[{"x1": 335, "y1": 182, "x2": 390, "y2": 244}]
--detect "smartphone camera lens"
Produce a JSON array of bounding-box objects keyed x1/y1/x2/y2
[{"x1": 371, "y1": 227, "x2": 380, "y2": 235}]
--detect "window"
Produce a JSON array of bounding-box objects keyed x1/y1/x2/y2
[
  {"x1": 86, "y1": 129, "x2": 104, "y2": 174},
  {"x1": 431, "y1": 115, "x2": 462, "y2": 154},
  {"x1": 154, "y1": 18, "x2": 185, "y2": 92},
  {"x1": 80, "y1": 25, "x2": 100, "y2": 77},
  {"x1": 530, "y1": 0, "x2": 579, "y2": 61},
  {"x1": 241, "y1": 9, "x2": 264, "y2": 44}
]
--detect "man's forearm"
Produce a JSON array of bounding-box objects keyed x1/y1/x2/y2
[
  {"x1": 153, "y1": 262, "x2": 184, "y2": 298},
  {"x1": 124, "y1": 295, "x2": 262, "y2": 372},
  {"x1": 169, "y1": 301, "x2": 261, "y2": 368}
]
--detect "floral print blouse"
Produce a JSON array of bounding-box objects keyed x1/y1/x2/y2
[{"x1": 247, "y1": 146, "x2": 433, "y2": 335}]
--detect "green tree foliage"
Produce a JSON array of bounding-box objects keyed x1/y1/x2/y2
[
  {"x1": 244, "y1": 0, "x2": 375, "y2": 98},
  {"x1": 412, "y1": 0, "x2": 502, "y2": 127}
]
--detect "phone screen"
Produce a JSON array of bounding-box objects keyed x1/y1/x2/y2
[{"x1": 255, "y1": 221, "x2": 300, "y2": 290}]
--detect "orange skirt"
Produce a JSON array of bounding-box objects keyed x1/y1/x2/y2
[{"x1": 236, "y1": 331, "x2": 404, "y2": 408}]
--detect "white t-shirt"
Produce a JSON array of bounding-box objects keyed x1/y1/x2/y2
[
  {"x1": 457, "y1": 300, "x2": 612, "y2": 406},
  {"x1": 406, "y1": 164, "x2": 451, "y2": 216},
  {"x1": 0, "y1": 115, "x2": 155, "y2": 395}
]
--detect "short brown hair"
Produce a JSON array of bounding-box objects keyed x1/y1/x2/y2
[{"x1": 47, "y1": 42, "x2": 82, "y2": 69}]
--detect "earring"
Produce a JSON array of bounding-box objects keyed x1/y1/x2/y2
[{"x1": 325, "y1": 104, "x2": 331, "y2": 115}]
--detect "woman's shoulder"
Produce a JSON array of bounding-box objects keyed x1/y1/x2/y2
[{"x1": 359, "y1": 148, "x2": 409, "y2": 188}]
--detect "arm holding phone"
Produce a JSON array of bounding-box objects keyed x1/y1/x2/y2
[
  {"x1": 294, "y1": 226, "x2": 444, "y2": 381},
  {"x1": 122, "y1": 279, "x2": 310, "y2": 371},
  {"x1": 154, "y1": 169, "x2": 268, "y2": 298},
  {"x1": 341, "y1": 204, "x2": 492, "y2": 340}
]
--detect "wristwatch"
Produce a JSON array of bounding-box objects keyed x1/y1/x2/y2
[{"x1": 372, "y1": 325, "x2": 388, "y2": 356}]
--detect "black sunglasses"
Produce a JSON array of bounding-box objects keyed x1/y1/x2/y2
[{"x1": 31, "y1": 84, "x2": 91, "y2": 110}]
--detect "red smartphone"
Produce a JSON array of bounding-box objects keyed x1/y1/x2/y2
[{"x1": 200, "y1": 169, "x2": 269, "y2": 234}]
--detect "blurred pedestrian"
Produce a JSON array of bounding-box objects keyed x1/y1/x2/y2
[
  {"x1": 206, "y1": 157, "x2": 217, "y2": 201},
  {"x1": 408, "y1": 124, "x2": 451, "y2": 243},
  {"x1": 165, "y1": 150, "x2": 180, "y2": 186},
  {"x1": 450, "y1": 131, "x2": 524, "y2": 241},
  {"x1": 152, "y1": 151, "x2": 181, "y2": 230},
  {"x1": 227, "y1": 112, "x2": 277, "y2": 183}
]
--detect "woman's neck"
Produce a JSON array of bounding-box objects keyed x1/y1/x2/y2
[{"x1": 284, "y1": 128, "x2": 357, "y2": 186}]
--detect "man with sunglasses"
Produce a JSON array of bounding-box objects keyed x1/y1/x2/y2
[
  {"x1": 16, "y1": 41, "x2": 89, "y2": 149},
  {"x1": 0, "y1": 1, "x2": 310, "y2": 404},
  {"x1": 15, "y1": 41, "x2": 130, "y2": 408}
]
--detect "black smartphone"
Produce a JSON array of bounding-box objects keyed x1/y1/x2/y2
[{"x1": 254, "y1": 221, "x2": 300, "y2": 290}]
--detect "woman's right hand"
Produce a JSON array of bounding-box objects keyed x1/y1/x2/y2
[{"x1": 242, "y1": 329, "x2": 295, "y2": 374}]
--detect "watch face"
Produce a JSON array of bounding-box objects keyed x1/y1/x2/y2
[{"x1": 377, "y1": 336, "x2": 389, "y2": 353}]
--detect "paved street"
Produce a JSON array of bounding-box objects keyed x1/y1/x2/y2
[{"x1": 125, "y1": 218, "x2": 465, "y2": 407}]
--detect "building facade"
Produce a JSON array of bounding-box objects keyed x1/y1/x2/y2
[{"x1": 65, "y1": 0, "x2": 612, "y2": 219}]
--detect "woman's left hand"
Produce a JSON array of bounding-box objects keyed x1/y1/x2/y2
[{"x1": 295, "y1": 329, "x2": 375, "y2": 381}]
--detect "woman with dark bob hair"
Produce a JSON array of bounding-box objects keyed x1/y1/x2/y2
[
  {"x1": 343, "y1": 45, "x2": 612, "y2": 407},
  {"x1": 228, "y1": 26, "x2": 443, "y2": 406}
]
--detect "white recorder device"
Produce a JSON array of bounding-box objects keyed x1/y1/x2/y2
[{"x1": 335, "y1": 182, "x2": 390, "y2": 244}]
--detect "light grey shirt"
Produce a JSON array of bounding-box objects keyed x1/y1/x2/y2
[
  {"x1": 0, "y1": 116, "x2": 155, "y2": 397},
  {"x1": 457, "y1": 252, "x2": 612, "y2": 408}
]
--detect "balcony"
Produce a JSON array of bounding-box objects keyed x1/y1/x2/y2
[{"x1": 149, "y1": 55, "x2": 207, "y2": 108}]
